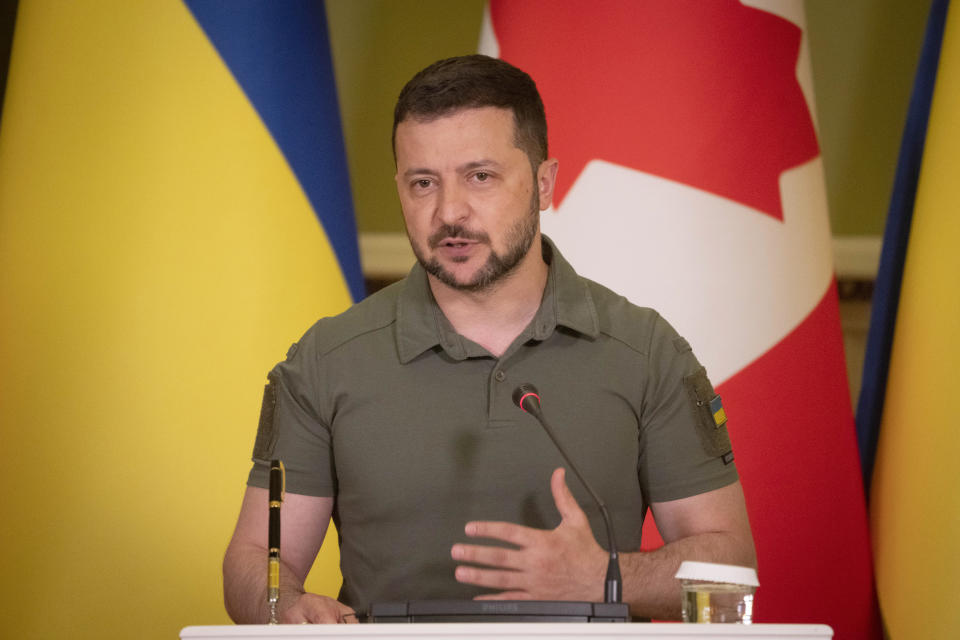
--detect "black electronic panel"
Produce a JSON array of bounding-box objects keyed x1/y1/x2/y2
[{"x1": 369, "y1": 600, "x2": 630, "y2": 623}]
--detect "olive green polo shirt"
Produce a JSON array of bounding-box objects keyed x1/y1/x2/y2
[{"x1": 248, "y1": 237, "x2": 737, "y2": 610}]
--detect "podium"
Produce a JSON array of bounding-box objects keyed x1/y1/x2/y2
[{"x1": 180, "y1": 623, "x2": 833, "y2": 639}]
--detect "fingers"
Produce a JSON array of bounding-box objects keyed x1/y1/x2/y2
[
  {"x1": 283, "y1": 593, "x2": 356, "y2": 624},
  {"x1": 452, "y1": 541, "x2": 523, "y2": 569},
  {"x1": 550, "y1": 467, "x2": 588, "y2": 525},
  {"x1": 336, "y1": 600, "x2": 359, "y2": 624},
  {"x1": 454, "y1": 564, "x2": 525, "y2": 591},
  {"x1": 453, "y1": 525, "x2": 536, "y2": 593}
]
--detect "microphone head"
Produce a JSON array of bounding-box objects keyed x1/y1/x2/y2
[{"x1": 512, "y1": 383, "x2": 541, "y2": 412}]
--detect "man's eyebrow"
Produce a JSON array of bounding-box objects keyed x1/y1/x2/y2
[
  {"x1": 400, "y1": 160, "x2": 503, "y2": 180},
  {"x1": 400, "y1": 167, "x2": 438, "y2": 179},
  {"x1": 459, "y1": 159, "x2": 502, "y2": 172}
]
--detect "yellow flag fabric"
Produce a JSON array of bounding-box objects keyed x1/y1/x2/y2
[
  {"x1": 0, "y1": 2, "x2": 350, "y2": 638},
  {"x1": 870, "y1": 3, "x2": 960, "y2": 638}
]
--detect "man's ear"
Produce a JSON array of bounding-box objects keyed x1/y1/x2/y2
[{"x1": 536, "y1": 159, "x2": 560, "y2": 211}]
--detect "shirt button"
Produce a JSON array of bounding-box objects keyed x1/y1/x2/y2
[{"x1": 494, "y1": 370, "x2": 506, "y2": 382}]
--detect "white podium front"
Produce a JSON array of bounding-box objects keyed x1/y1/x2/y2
[{"x1": 181, "y1": 623, "x2": 833, "y2": 639}]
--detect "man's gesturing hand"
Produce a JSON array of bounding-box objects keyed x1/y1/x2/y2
[{"x1": 450, "y1": 467, "x2": 608, "y2": 602}]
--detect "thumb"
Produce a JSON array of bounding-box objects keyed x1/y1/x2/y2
[{"x1": 551, "y1": 467, "x2": 588, "y2": 525}]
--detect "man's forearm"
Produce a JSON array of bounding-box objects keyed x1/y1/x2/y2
[
  {"x1": 620, "y1": 531, "x2": 757, "y2": 620},
  {"x1": 223, "y1": 540, "x2": 306, "y2": 624}
]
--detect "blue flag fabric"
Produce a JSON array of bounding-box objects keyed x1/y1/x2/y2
[
  {"x1": 184, "y1": 0, "x2": 365, "y2": 301},
  {"x1": 855, "y1": 0, "x2": 950, "y2": 493}
]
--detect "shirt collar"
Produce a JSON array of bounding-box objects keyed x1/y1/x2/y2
[
  {"x1": 529, "y1": 236, "x2": 600, "y2": 342},
  {"x1": 395, "y1": 235, "x2": 599, "y2": 364}
]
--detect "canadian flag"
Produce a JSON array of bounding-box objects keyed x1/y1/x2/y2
[{"x1": 483, "y1": 1, "x2": 880, "y2": 635}]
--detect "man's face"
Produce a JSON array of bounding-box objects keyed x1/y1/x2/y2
[{"x1": 394, "y1": 107, "x2": 554, "y2": 292}]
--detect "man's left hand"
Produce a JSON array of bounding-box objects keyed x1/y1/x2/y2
[{"x1": 450, "y1": 467, "x2": 608, "y2": 601}]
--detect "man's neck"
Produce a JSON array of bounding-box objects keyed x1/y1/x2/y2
[{"x1": 429, "y1": 241, "x2": 549, "y2": 358}]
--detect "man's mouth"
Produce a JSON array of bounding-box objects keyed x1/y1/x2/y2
[
  {"x1": 428, "y1": 225, "x2": 489, "y2": 250},
  {"x1": 441, "y1": 238, "x2": 475, "y2": 248}
]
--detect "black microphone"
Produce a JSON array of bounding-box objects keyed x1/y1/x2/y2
[{"x1": 512, "y1": 383, "x2": 623, "y2": 605}]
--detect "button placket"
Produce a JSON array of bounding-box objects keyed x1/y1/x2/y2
[{"x1": 486, "y1": 362, "x2": 517, "y2": 427}]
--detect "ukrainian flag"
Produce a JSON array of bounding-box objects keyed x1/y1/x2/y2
[
  {"x1": 0, "y1": 2, "x2": 357, "y2": 638},
  {"x1": 857, "y1": 0, "x2": 960, "y2": 636}
]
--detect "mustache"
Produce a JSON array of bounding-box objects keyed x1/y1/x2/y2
[{"x1": 428, "y1": 225, "x2": 490, "y2": 248}]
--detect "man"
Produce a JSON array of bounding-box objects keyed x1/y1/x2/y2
[{"x1": 223, "y1": 55, "x2": 755, "y2": 624}]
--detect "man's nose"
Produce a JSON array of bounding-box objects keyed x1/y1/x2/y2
[{"x1": 436, "y1": 181, "x2": 470, "y2": 225}]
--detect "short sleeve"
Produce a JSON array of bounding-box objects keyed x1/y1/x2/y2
[
  {"x1": 637, "y1": 314, "x2": 738, "y2": 503},
  {"x1": 246, "y1": 325, "x2": 337, "y2": 497}
]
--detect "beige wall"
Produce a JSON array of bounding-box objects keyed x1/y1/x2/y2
[{"x1": 807, "y1": 0, "x2": 932, "y2": 236}]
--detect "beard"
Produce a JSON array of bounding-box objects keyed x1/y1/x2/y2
[{"x1": 411, "y1": 190, "x2": 540, "y2": 293}]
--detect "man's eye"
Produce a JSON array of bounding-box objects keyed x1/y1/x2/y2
[
  {"x1": 474, "y1": 172, "x2": 489, "y2": 182},
  {"x1": 415, "y1": 179, "x2": 432, "y2": 189}
]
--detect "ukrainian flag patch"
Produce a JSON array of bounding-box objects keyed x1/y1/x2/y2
[{"x1": 710, "y1": 395, "x2": 727, "y2": 428}]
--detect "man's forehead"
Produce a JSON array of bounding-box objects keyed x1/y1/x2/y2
[
  {"x1": 397, "y1": 105, "x2": 516, "y2": 130},
  {"x1": 394, "y1": 106, "x2": 520, "y2": 158}
]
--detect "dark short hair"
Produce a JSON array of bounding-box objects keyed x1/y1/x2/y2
[{"x1": 392, "y1": 54, "x2": 548, "y2": 171}]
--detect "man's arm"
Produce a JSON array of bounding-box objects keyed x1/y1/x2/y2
[
  {"x1": 223, "y1": 486, "x2": 356, "y2": 623},
  {"x1": 451, "y1": 468, "x2": 755, "y2": 620},
  {"x1": 618, "y1": 478, "x2": 756, "y2": 618}
]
